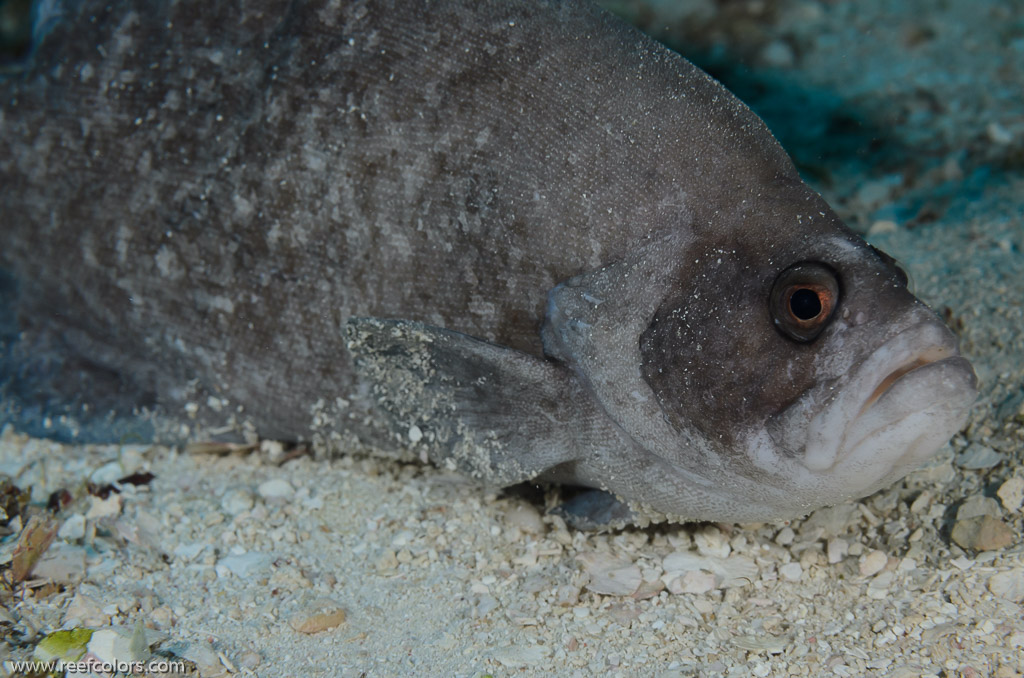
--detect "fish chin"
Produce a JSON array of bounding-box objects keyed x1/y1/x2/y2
[{"x1": 800, "y1": 322, "x2": 977, "y2": 500}]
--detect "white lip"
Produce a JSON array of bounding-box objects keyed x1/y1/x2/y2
[
  {"x1": 857, "y1": 345, "x2": 956, "y2": 417},
  {"x1": 803, "y1": 322, "x2": 977, "y2": 473}
]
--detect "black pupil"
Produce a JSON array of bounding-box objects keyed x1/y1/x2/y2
[{"x1": 790, "y1": 288, "x2": 822, "y2": 320}]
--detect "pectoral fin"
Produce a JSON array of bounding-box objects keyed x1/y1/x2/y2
[
  {"x1": 344, "y1": 317, "x2": 589, "y2": 486},
  {"x1": 551, "y1": 489, "x2": 636, "y2": 531}
]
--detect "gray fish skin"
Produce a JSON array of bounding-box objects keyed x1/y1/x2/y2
[{"x1": 0, "y1": 0, "x2": 977, "y2": 524}]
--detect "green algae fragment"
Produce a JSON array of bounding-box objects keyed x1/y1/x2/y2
[{"x1": 32, "y1": 628, "x2": 93, "y2": 662}]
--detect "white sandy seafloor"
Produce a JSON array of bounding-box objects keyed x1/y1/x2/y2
[{"x1": 2, "y1": 0, "x2": 1024, "y2": 676}]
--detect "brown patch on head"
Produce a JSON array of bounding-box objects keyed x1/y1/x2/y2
[
  {"x1": 638, "y1": 224, "x2": 914, "y2": 451},
  {"x1": 639, "y1": 248, "x2": 810, "y2": 449}
]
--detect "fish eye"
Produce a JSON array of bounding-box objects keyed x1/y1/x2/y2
[{"x1": 770, "y1": 262, "x2": 839, "y2": 342}]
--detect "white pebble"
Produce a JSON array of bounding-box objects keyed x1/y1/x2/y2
[
  {"x1": 954, "y1": 443, "x2": 1005, "y2": 470},
  {"x1": 669, "y1": 571, "x2": 717, "y2": 595},
  {"x1": 867, "y1": 220, "x2": 899, "y2": 236},
  {"x1": 32, "y1": 543, "x2": 86, "y2": 583},
  {"x1": 258, "y1": 478, "x2": 294, "y2": 500},
  {"x1": 408, "y1": 425, "x2": 423, "y2": 442},
  {"x1": 779, "y1": 562, "x2": 803, "y2": 582},
  {"x1": 827, "y1": 538, "x2": 849, "y2": 564},
  {"x1": 859, "y1": 550, "x2": 888, "y2": 576},
  {"x1": 694, "y1": 527, "x2": 730, "y2": 558},
  {"x1": 775, "y1": 527, "x2": 795, "y2": 546},
  {"x1": 86, "y1": 494, "x2": 123, "y2": 520},
  {"x1": 180, "y1": 641, "x2": 223, "y2": 675},
  {"x1": 86, "y1": 627, "x2": 148, "y2": 665},
  {"x1": 505, "y1": 504, "x2": 546, "y2": 534},
  {"x1": 578, "y1": 552, "x2": 642, "y2": 596},
  {"x1": 216, "y1": 552, "x2": 273, "y2": 578},
  {"x1": 90, "y1": 461, "x2": 124, "y2": 485},
  {"x1": 867, "y1": 571, "x2": 894, "y2": 599},
  {"x1": 222, "y1": 488, "x2": 256, "y2": 515},
  {"x1": 987, "y1": 121, "x2": 1013, "y2": 145},
  {"x1": 988, "y1": 570, "x2": 1024, "y2": 602},
  {"x1": 260, "y1": 439, "x2": 286, "y2": 462},
  {"x1": 58, "y1": 514, "x2": 86, "y2": 541},
  {"x1": 391, "y1": 530, "x2": 415, "y2": 546},
  {"x1": 997, "y1": 477, "x2": 1024, "y2": 513},
  {"x1": 956, "y1": 495, "x2": 1002, "y2": 521},
  {"x1": 492, "y1": 644, "x2": 551, "y2": 668}
]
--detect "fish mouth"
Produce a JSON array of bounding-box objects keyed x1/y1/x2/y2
[
  {"x1": 802, "y1": 321, "x2": 977, "y2": 476},
  {"x1": 858, "y1": 345, "x2": 963, "y2": 418}
]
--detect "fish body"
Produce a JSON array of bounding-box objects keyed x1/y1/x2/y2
[{"x1": 0, "y1": 0, "x2": 976, "y2": 524}]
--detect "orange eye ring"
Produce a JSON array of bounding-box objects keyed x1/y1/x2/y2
[
  {"x1": 786, "y1": 283, "x2": 835, "y2": 326},
  {"x1": 770, "y1": 263, "x2": 840, "y2": 343}
]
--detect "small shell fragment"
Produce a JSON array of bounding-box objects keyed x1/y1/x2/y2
[
  {"x1": 859, "y1": 550, "x2": 888, "y2": 576},
  {"x1": 577, "y1": 552, "x2": 642, "y2": 596},
  {"x1": 988, "y1": 570, "x2": 1024, "y2": 602},
  {"x1": 290, "y1": 600, "x2": 347, "y2": 634}
]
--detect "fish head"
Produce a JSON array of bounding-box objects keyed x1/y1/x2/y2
[{"x1": 545, "y1": 195, "x2": 977, "y2": 522}]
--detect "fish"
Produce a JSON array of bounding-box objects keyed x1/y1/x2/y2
[{"x1": 0, "y1": 0, "x2": 977, "y2": 526}]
